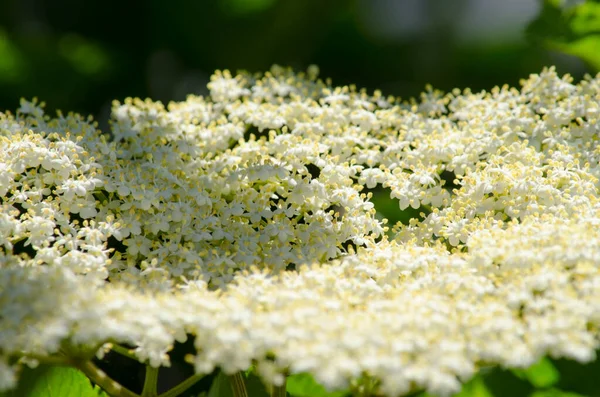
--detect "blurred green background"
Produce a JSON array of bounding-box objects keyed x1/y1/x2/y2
[
  {"x1": 0, "y1": 0, "x2": 598, "y2": 125},
  {"x1": 2, "y1": 0, "x2": 600, "y2": 396}
]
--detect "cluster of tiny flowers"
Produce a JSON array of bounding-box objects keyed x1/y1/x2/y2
[{"x1": 1, "y1": 65, "x2": 599, "y2": 396}]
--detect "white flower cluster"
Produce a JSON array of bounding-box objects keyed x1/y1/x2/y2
[{"x1": 1, "y1": 66, "x2": 600, "y2": 396}]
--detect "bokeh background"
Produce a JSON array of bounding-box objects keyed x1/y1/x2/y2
[
  {"x1": 0, "y1": 0, "x2": 597, "y2": 125},
  {"x1": 2, "y1": 0, "x2": 600, "y2": 396}
]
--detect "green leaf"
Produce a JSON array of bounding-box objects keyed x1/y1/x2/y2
[
  {"x1": 0, "y1": 364, "x2": 108, "y2": 397},
  {"x1": 513, "y1": 358, "x2": 560, "y2": 389},
  {"x1": 550, "y1": 355, "x2": 600, "y2": 396},
  {"x1": 529, "y1": 388, "x2": 587, "y2": 397},
  {"x1": 483, "y1": 367, "x2": 534, "y2": 397},
  {"x1": 453, "y1": 376, "x2": 495, "y2": 397},
  {"x1": 208, "y1": 372, "x2": 234, "y2": 397},
  {"x1": 207, "y1": 371, "x2": 269, "y2": 397},
  {"x1": 0, "y1": 28, "x2": 27, "y2": 83},
  {"x1": 568, "y1": 2, "x2": 600, "y2": 36},
  {"x1": 243, "y1": 372, "x2": 269, "y2": 397},
  {"x1": 551, "y1": 35, "x2": 600, "y2": 72},
  {"x1": 286, "y1": 373, "x2": 348, "y2": 397},
  {"x1": 58, "y1": 34, "x2": 110, "y2": 76},
  {"x1": 527, "y1": 0, "x2": 600, "y2": 72}
]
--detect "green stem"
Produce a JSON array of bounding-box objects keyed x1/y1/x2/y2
[
  {"x1": 93, "y1": 190, "x2": 109, "y2": 204},
  {"x1": 20, "y1": 354, "x2": 72, "y2": 367},
  {"x1": 74, "y1": 360, "x2": 140, "y2": 397},
  {"x1": 229, "y1": 372, "x2": 249, "y2": 397},
  {"x1": 108, "y1": 343, "x2": 139, "y2": 361},
  {"x1": 157, "y1": 373, "x2": 205, "y2": 397},
  {"x1": 271, "y1": 377, "x2": 287, "y2": 397},
  {"x1": 141, "y1": 366, "x2": 160, "y2": 397}
]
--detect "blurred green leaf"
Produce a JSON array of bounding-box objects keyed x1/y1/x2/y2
[
  {"x1": 286, "y1": 373, "x2": 348, "y2": 397},
  {"x1": 219, "y1": 0, "x2": 277, "y2": 15},
  {"x1": 454, "y1": 376, "x2": 495, "y2": 397},
  {"x1": 207, "y1": 372, "x2": 234, "y2": 397},
  {"x1": 483, "y1": 367, "x2": 534, "y2": 397},
  {"x1": 552, "y1": 35, "x2": 600, "y2": 71},
  {"x1": 243, "y1": 372, "x2": 270, "y2": 397},
  {"x1": 207, "y1": 371, "x2": 269, "y2": 397},
  {"x1": 569, "y1": 2, "x2": 600, "y2": 36},
  {"x1": 58, "y1": 34, "x2": 110, "y2": 76},
  {"x1": 0, "y1": 29, "x2": 27, "y2": 83},
  {"x1": 529, "y1": 388, "x2": 587, "y2": 397},
  {"x1": 370, "y1": 188, "x2": 425, "y2": 227},
  {"x1": 550, "y1": 355, "x2": 600, "y2": 396},
  {"x1": 527, "y1": 0, "x2": 600, "y2": 71},
  {"x1": 512, "y1": 358, "x2": 560, "y2": 389},
  {"x1": 0, "y1": 364, "x2": 108, "y2": 397}
]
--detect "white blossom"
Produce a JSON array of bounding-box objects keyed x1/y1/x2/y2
[{"x1": 1, "y1": 66, "x2": 600, "y2": 396}]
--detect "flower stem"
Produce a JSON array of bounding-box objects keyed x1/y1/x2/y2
[
  {"x1": 74, "y1": 359, "x2": 140, "y2": 397},
  {"x1": 108, "y1": 343, "x2": 139, "y2": 361},
  {"x1": 20, "y1": 354, "x2": 72, "y2": 367},
  {"x1": 229, "y1": 372, "x2": 249, "y2": 397},
  {"x1": 141, "y1": 366, "x2": 160, "y2": 397},
  {"x1": 157, "y1": 373, "x2": 205, "y2": 397}
]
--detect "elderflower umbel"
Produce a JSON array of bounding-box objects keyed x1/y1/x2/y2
[{"x1": 1, "y1": 66, "x2": 600, "y2": 396}]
